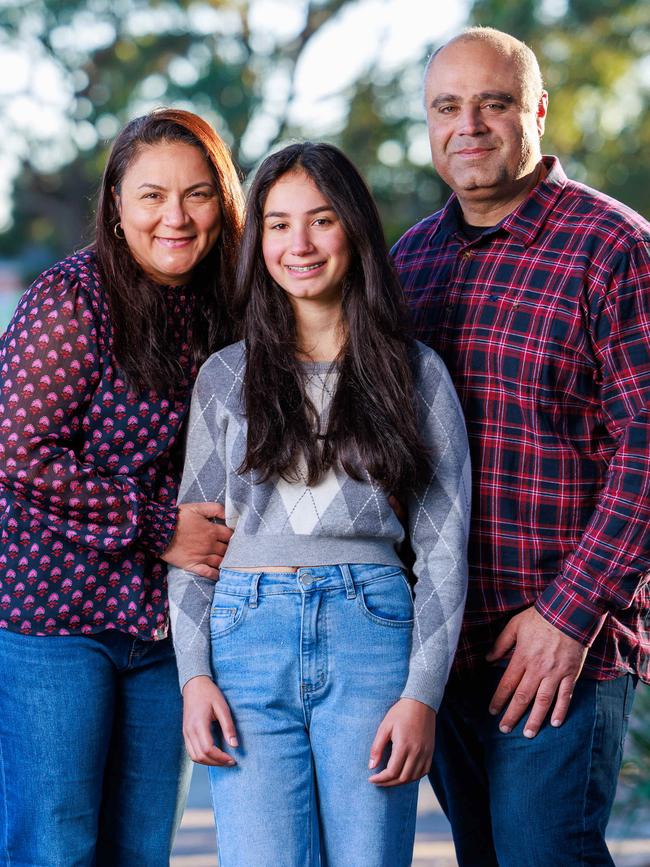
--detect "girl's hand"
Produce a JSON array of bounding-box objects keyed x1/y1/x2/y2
[
  {"x1": 368, "y1": 698, "x2": 436, "y2": 786},
  {"x1": 161, "y1": 502, "x2": 233, "y2": 580},
  {"x1": 182, "y1": 675, "x2": 239, "y2": 766}
]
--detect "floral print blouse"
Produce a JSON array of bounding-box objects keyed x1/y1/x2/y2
[{"x1": 0, "y1": 249, "x2": 197, "y2": 639}]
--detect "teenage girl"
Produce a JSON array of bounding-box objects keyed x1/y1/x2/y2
[{"x1": 169, "y1": 142, "x2": 470, "y2": 867}]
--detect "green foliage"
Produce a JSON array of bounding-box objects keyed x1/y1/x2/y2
[
  {"x1": 0, "y1": 0, "x2": 648, "y2": 274},
  {"x1": 468, "y1": 0, "x2": 650, "y2": 216}
]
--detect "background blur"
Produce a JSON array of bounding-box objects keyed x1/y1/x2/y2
[{"x1": 0, "y1": 0, "x2": 649, "y2": 833}]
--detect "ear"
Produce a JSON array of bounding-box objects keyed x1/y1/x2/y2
[
  {"x1": 112, "y1": 185, "x2": 122, "y2": 217},
  {"x1": 536, "y1": 91, "x2": 549, "y2": 137}
]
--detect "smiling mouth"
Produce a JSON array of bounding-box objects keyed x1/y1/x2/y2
[
  {"x1": 286, "y1": 262, "x2": 325, "y2": 273},
  {"x1": 156, "y1": 237, "x2": 194, "y2": 247},
  {"x1": 455, "y1": 148, "x2": 494, "y2": 157}
]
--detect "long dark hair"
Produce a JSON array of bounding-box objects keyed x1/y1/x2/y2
[
  {"x1": 95, "y1": 108, "x2": 244, "y2": 392},
  {"x1": 233, "y1": 142, "x2": 429, "y2": 495}
]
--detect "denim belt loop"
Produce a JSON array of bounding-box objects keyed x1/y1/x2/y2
[
  {"x1": 340, "y1": 564, "x2": 356, "y2": 600},
  {"x1": 248, "y1": 573, "x2": 261, "y2": 608}
]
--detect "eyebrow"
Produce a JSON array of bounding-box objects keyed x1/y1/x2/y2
[
  {"x1": 264, "y1": 205, "x2": 335, "y2": 219},
  {"x1": 136, "y1": 181, "x2": 215, "y2": 191},
  {"x1": 429, "y1": 91, "x2": 515, "y2": 109}
]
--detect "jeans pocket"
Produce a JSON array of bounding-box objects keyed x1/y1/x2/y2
[
  {"x1": 210, "y1": 593, "x2": 247, "y2": 638},
  {"x1": 358, "y1": 570, "x2": 414, "y2": 628}
]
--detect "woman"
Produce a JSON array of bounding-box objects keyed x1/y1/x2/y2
[
  {"x1": 169, "y1": 142, "x2": 471, "y2": 866},
  {"x1": 0, "y1": 109, "x2": 243, "y2": 865}
]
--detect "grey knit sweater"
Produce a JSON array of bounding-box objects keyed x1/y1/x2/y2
[{"x1": 168, "y1": 340, "x2": 471, "y2": 710}]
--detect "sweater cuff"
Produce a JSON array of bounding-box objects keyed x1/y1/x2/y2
[
  {"x1": 535, "y1": 578, "x2": 607, "y2": 647},
  {"x1": 138, "y1": 500, "x2": 178, "y2": 557}
]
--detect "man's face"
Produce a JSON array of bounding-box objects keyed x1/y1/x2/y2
[{"x1": 424, "y1": 39, "x2": 547, "y2": 210}]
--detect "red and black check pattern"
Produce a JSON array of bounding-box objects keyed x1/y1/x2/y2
[{"x1": 392, "y1": 157, "x2": 650, "y2": 682}]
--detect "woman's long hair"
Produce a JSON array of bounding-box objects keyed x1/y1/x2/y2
[
  {"x1": 95, "y1": 109, "x2": 244, "y2": 392},
  {"x1": 233, "y1": 142, "x2": 429, "y2": 495}
]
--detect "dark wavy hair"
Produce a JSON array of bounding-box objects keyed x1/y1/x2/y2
[
  {"x1": 233, "y1": 142, "x2": 429, "y2": 495},
  {"x1": 95, "y1": 108, "x2": 244, "y2": 392}
]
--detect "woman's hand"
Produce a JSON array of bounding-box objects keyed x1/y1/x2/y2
[
  {"x1": 368, "y1": 698, "x2": 436, "y2": 786},
  {"x1": 182, "y1": 675, "x2": 239, "y2": 766},
  {"x1": 161, "y1": 502, "x2": 233, "y2": 579}
]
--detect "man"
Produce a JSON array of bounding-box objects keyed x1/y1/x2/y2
[{"x1": 392, "y1": 26, "x2": 650, "y2": 867}]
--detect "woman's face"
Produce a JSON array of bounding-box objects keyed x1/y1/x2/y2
[
  {"x1": 261, "y1": 170, "x2": 351, "y2": 309},
  {"x1": 114, "y1": 141, "x2": 222, "y2": 285}
]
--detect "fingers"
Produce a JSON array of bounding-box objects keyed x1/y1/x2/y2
[
  {"x1": 488, "y1": 659, "x2": 525, "y2": 717},
  {"x1": 368, "y1": 741, "x2": 408, "y2": 785},
  {"x1": 193, "y1": 502, "x2": 226, "y2": 520},
  {"x1": 368, "y1": 721, "x2": 391, "y2": 771},
  {"x1": 498, "y1": 673, "x2": 554, "y2": 735},
  {"x1": 183, "y1": 713, "x2": 235, "y2": 767},
  {"x1": 485, "y1": 620, "x2": 516, "y2": 662},
  {"x1": 182, "y1": 679, "x2": 238, "y2": 767},
  {"x1": 189, "y1": 563, "x2": 220, "y2": 581},
  {"x1": 369, "y1": 740, "x2": 431, "y2": 786},
  {"x1": 550, "y1": 675, "x2": 576, "y2": 728},
  {"x1": 490, "y1": 669, "x2": 578, "y2": 738},
  {"x1": 213, "y1": 693, "x2": 239, "y2": 750},
  {"x1": 212, "y1": 522, "x2": 234, "y2": 543}
]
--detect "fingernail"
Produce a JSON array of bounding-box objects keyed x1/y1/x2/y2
[
  {"x1": 488, "y1": 706, "x2": 498, "y2": 715},
  {"x1": 229, "y1": 737, "x2": 238, "y2": 747},
  {"x1": 227, "y1": 759, "x2": 236, "y2": 766},
  {"x1": 523, "y1": 728, "x2": 534, "y2": 739},
  {"x1": 551, "y1": 718, "x2": 561, "y2": 727},
  {"x1": 499, "y1": 724, "x2": 511, "y2": 734},
  {"x1": 368, "y1": 759, "x2": 377, "y2": 769}
]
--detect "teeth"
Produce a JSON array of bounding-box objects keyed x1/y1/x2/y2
[{"x1": 287, "y1": 263, "x2": 323, "y2": 272}]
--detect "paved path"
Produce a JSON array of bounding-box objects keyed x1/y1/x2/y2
[{"x1": 172, "y1": 766, "x2": 650, "y2": 866}]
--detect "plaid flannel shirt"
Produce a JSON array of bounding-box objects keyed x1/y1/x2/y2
[{"x1": 392, "y1": 157, "x2": 650, "y2": 681}]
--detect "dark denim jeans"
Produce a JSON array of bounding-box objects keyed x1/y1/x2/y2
[
  {"x1": 429, "y1": 665, "x2": 637, "y2": 867},
  {"x1": 0, "y1": 628, "x2": 191, "y2": 867}
]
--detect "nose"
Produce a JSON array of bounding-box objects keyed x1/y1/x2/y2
[
  {"x1": 162, "y1": 197, "x2": 189, "y2": 228},
  {"x1": 289, "y1": 226, "x2": 314, "y2": 255},
  {"x1": 457, "y1": 104, "x2": 488, "y2": 135}
]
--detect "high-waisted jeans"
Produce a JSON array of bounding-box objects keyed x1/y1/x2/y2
[{"x1": 208, "y1": 563, "x2": 419, "y2": 867}]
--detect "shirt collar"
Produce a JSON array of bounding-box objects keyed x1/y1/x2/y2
[{"x1": 430, "y1": 156, "x2": 568, "y2": 248}]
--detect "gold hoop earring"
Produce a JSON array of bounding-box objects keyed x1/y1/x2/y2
[{"x1": 113, "y1": 221, "x2": 125, "y2": 240}]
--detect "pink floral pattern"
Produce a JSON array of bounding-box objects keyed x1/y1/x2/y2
[{"x1": 0, "y1": 250, "x2": 196, "y2": 638}]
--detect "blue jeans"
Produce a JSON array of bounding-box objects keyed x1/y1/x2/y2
[
  {"x1": 429, "y1": 665, "x2": 637, "y2": 867},
  {"x1": 208, "y1": 564, "x2": 419, "y2": 867},
  {"x1": 0, "y1": 629, "x2": 191, "y2": 867}
]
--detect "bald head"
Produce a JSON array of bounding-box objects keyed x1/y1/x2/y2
[{"x1": 425, "y1": 27, "x2": 544, "y2": 113}]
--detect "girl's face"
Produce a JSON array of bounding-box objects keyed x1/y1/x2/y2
[{"x1": 261, "y1": 170, "x2": 351, "y2": 308}]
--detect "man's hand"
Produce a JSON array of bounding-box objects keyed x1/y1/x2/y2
[
  {"x1": 182, "y1": 675, "x2": 238, "y2": 766},
  {"x1": 161, "y1": 502, "x2": 233, "y2": 580},
  {"x1": 486, "y1": 606, "x2": 588, "y2": 738},
  {"x1": 368, "y1": 698, "x2": 436, "y2": 786}
]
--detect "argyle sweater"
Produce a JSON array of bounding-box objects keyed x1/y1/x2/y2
[{"x1": 168, "y1": 340, "x2": 471, "y2": 710}]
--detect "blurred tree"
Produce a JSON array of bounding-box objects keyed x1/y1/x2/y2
[
  {"x1": 0, "y1": 0, "x2": 354, "y2": 275},
  {"x1": 468, "y1": 0, "x2": 650, "y2": 216},
  {"x1": 0, "y1": 0, "x2": 648, "y2": 277}
]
